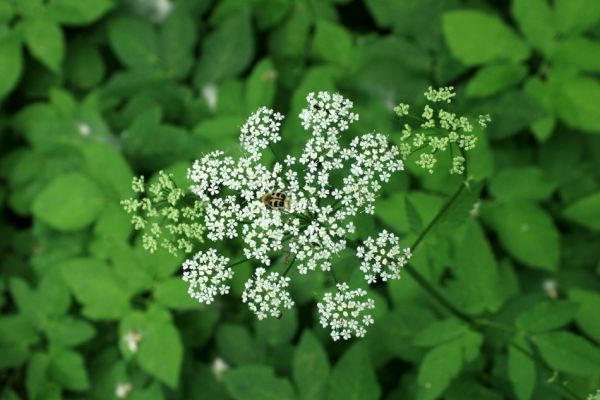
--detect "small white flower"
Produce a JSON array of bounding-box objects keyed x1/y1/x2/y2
[
  {"x1": 202, "y1": 84, "x2": 218, "y2": 112},
  {"x1": 240, "y1": 107, "x2": 284, "y2": 159},
  {"x1": 115, "y1": 383, "x2": 133, "y2": 399},
  {"x1": 124, "y1": 330, "x2": 143, "y2": 353},
  {"x1": 357, "y1": 230, "x2": 411, "y2": 284},
  {"x1": 317, "y1": 283, "x2": 375, "y2": 341},
  {"x1": 182, "y1": 249, "x2": 233, "y2": 304},
  {"x1": 242, "y1": 268, "x2": 294, "y2": 319},
  {"x1": 211, "y1": 357, "x2": 229, "y2": 382}
]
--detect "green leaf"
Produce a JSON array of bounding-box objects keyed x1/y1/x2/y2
[
  {"x1": 245, "y1": 58, "x2": 277, "y2": 113},
  {"x1": 489, "y1": 167, "x2": 556, "y2": 201},
  {"x1": 108, "y1": 16, "x2": 158, "y2": 71},
  {"x1": 216, "y1": 324, "x2": 266, "y2": 366},
  {"x1": 554, "y1": 76, "x2": 600, "y2": 134},
  {"x1": 194, "y1": 10, "x2": 254, "y2": 85},
  {"x1": 46, "y1": 316, "x2": 96, "y2": 347},
  {"x1": 311, "y1": 21, "x2": 353, "y2": 67},
  {"x1": 293, "y1": 330, "x2": 330, "y2": 400},
  {"x1": 508, "y1": 340, "x2": 536, "y2": 400},
  {"x1": 563, "y1": 191, "x2": 600, "y2": 230},
  {"x1": 448, "y1": 221, "x2": 501, "y2": 314},
  {"x1": 224, "y1": 365, "x2": 296, "y2": 400},
  {"x1": 466, "y1": 63, "x2": 527, "y2": 98},
  {"x1": 483, "y1": 201, "x2": 560, "y2": 271},
  {"x1": 136, "y1": 310, "x2": 183, "y2": 389},
  {"x1": 26, "y1": 352, "x2": 50, "y2": 400},
  {"x1": 153, "y1": 277, "x2": 199, "y2": 311},
  {"x1": 523, "y1": 77, "x2": 556, "y2": 142},
  {"x1": 515, "y1": 300, "x2": 578, "y2": 333},
  {"x1": 60, "y1": 258, "x2": 130, "y2": 320},
  {"x1": 442, "y1": 10, "x2": 530, "y2": 65},
  {"x1": 569, "y1": 289, "x2": 600, "y2": 342},
  {"x1": 160, "y1": 10, "x2": 197, "y2": 79},
  {"x1": 65, "y1": 39, "x2": 105, "y2": 89},
  {"x1": 23, "y1": 18, "x2": 64, "y2": 73},
  {"x1": 512, "y1": 0, "x2": 555, "y2": 54},
  {"x1": 532, "y1": 331, "x2": 600, "y2": 375},
  {"x1": 255, "y1": 308, "x2": 298, "y2": 347},
  {"x1": 47, "y1": 0, "x2": 113, "y2": 25},
  {"x1": 268, "y1": 2, "x2": 312, "y2": 59},
  {"x1": 553, "y1": 37, "x2": 600, "y2": 72},
  {"x1": 553, "y1": 0, "x2": 600, "y2": 35},
  {"x1": 49, "y1": 347, "x2": 89, "y2": 391},
  {"x1": 405, "y1": 196, "x2": 423, "y2": 234},
  {"x1": 417, "y1": 341, "x2": 462, "y2": 400},
  {"x1": 32, "y1": 172, "x2": 106, "y2": 231},
  {"x1": 0, "y1": 33, "x2": 23, "y2": 100},
  {"x1": 327, "y1": 344, "x2": 380, "y2": 400}
]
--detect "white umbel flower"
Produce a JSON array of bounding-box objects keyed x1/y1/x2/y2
[
  {"x1": 317, "y1": 283, "x2": 376, "y2": 341},
  {"x1": 242, "y1": 267, "x2": 294, "y2": 319},
  {"x1": 182, "y1": 249, "x2": 233, "y2": 304},
  {"x1": 356, "y1": 230, "x2": 411, "y2": 284},
  {"x1": 240, "y1": 107, "x2": 284, "y2": 159}
]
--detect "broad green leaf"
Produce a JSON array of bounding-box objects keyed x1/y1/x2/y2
[
  {"x1": 26, "y1": 352, "x2": 50, "y2": 400},
  {"x1": 532, "y1": 331, "x2": 600, "y2": 375},
  {"x1": 160, "y1": 10, "x2": 197, "y2": 79},
  {"x1": 405, "y1": 196, "x2": 423, "y2": 234},
  {"x1": 65, "y1": 39, "x2": 105, "y2": 89},
  {"x1": 327, "y1": 344, "x2": 380, "y2": 400},
  {"x1": 466, "y1": 63, "x2": 527, "y2": 98},
  {"x1": 23, "y1": 18, "x2": 64, "y2": 73},
  {"x1": 108, "y1": 16, "x2": 158, "y2": 71},
  {"x1": 311, "y1": 21, "x2": 353, "y2": 67},
  {"x1": 0, "y1": 344, "x2": 29, "y2": 369},
  {"x1": 563, "y1": 191, "x2": 600, "y2": 230},
  {"x1": 553, "y1": 0, "x2": 600, "y2": 35},
  {"x1": 448, "y1": 221, "x2": 501, "y2": 314},
  {"x1": 136, "y1": 311, "x2": 183, "y2": 388},
  {"x1": 437, "y1": 182, "x2": 484, "y2": 232},
  {"x1": 255, "y1": 308, "x2": 298, "y2": 347},
  {"x1": 553, "y1": 37, "x2": 600, "y2": 72},
  {"x1": 216, "y1": 324, "x2": 266, "y2": 366},
  {"x1": 224, "y1": 365, "x2": 296, "y2": 400},
  {"x1": 555, "y1": 76, "x2": 600, "y2": 134},
  {"x1": 523, "y1": 77, "x2": 556, "y2": 141},
  {"x1": 0, "y1": 315, "x2": 39, "y2": 347},
  {"x1": 508, "y1": 340, "x2": 536, "y2": 400},
  {"x1": 489, "y1": 167, "x2": 556, "y2": 201},
  {"x1": 49, "y1": 347, "x2": 89, "y2": 390},
  {"x1": 81, "y1": 142, "x2": 133, "y2": 199},
  {"x1": 60, "y1": 258, "x2": 130, "y2": 320},
  {"x1": 515, "y1": 300, "x2": 578, "y2": 333},
  {"x1": 417, "y1": 341, "x2": 462, "y2": 400},
  {"x1": 153, "y1": 277, "x2": 199, "y2": 310},
  {"x1": 254, "y1": 0, "x2": 291, "y2": 30},
  {"x1": 9, "y1": 278, "x2": 45, "y2": 328},
  {"x1": 194, "y1": 10, "x2": 254, "y2": 85},
  {"x1": 293, "y1": 330, "x2": 330, "y2": 400},
  {"x1": 38, "y1": 270, "x2": 71, "y2": 317},
  {"x1": 442, "y1": 10, "x2": 530, "y2": 65},
  {"x1": 32, "y1": 172, "x2": 106, "y2": 231},
  {"x1": 245, "y1": 58, "x2": 277, "y2": 113},
  {"x1": 413, "y1": 318, "x2": 466, "y2": 347},
  {"x1": 268, "y1": 2, "x2": 311, "y2": 59},
  {"x1": 47, "y1": 0, "x2": 113, "y2": 25},
  {"x1": 569, "y1": 289, "x2": 600, "y2": 342},
  {"x1": 46, "y1": 316, "x2": 96, "y2": 347},
  {"x1": 483, "y1": 201, "x2": 560, "y2": 271},
  {"x1": 0, "y1": 33, "x2": 23, "y2": 99},
  {"x1": 512, "y1": 0, "x2": 555, "y2": 53}
]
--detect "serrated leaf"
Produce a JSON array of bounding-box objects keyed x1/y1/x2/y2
[
  {"x1": 108, "y1": 16, "x2": 158, "y2": 71},
  {"x1": 0, "y1": 33, "x2": 23, "y2": 99},
  {"x1": 442, "y1": 10, "x2": 530, "y2": 65},
  {"x1": 32, "y1": 172, "x2": 106, "y2": 231},
  {"x1": 466, "y1": 63, "x2": 528, "y2": 98},
  {"x1": 46, "y1": 316, "x2": 96, "y2": 347},
  {"x1": 569, "y1": 289, "x2": 600, "y2": 342},
  {"x1": 508, "y1": 340, "x2": 536, "y2": 400},
  {"x1": 311, "y1": 21, "x2": 353, "y2": 67},
  {"x1": 224, "y1": 365, "x2": 296, "y2": 400},
  {"x1": 26, "y1": 352, "x2": 50, "y2": 400},
  {"x1": 563, "y1": 191, "x2": 600, "y2": 231},
  {"x1": 65, "y1": 39, "x2": 105, "y2": 89},
  {"x1": 553, "y1": 37, "x2": 600, "y2": 72},
  {"x1": 23, "y1": 18, "x2": 64, "y2": 73},
  {"x1": 245, "y1": 58, "x2": 277, "y2": 113},
  {"x1": 417, "y1": 340, "x2": 462, "y2": 400},
  {"x1": 512, "y1": 0, "x2": 555, "y2": 54},
  {"x1": 255, "y1": 308, "x2": 298, "y2": 347},
  {"x1": 49, "y1": 347, "x2": 89, "y2": 391},
  {"x1": 489, "y1": 167, "x2": 556, "y2": 202},
  {"x1": 327, "y1": 344, "x2": 380, "y2": 400},
  {"x1": 194, "y1": 10, "x2": 254, "y2": 85},
  {"x1": 160, "y1": 10, "x2": 197, "y2": 79},
  {"x1": 153, "y1": 277, "x2": 199, "y2": 311},
  {"x1": 216, "y1": 324, "x2": 266, "y2": 366},
  {"x1": 555, "y1": 76, "x2": 600, "y2": 134},
  {"x1": 293, "y1": 330, "x2": 330, "y2": 400},
  {"x1": 48, "y1": 0, "x2": 113, "y2": 25},
  {"x1": 515, "y1": 300, "x2": 578, "y2": 333},
  {"x1": 60, "y1": 258, "x2": 130, "y2": 320},
  {"x1": 553, "y1": 0, "x2": 600, "y2": 35},
  {"x1": 532, "y1": 331, "x2": 600, "y2": 375}
]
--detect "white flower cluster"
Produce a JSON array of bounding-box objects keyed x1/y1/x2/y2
[
  {"x1": 356, "y1": 230, "x2": 411, "y2": 284},
  {"x1": 240, "y1": 107, "x2": 284, "y2": 159},
  {"x1": 242, "y1": 267, "x2": 294, "y2": 319},
  {"x1": 317, "y1": 283, "x2": 375, "y2": 341},
  {"x1": 396, "y1": 86, "x2": 490, "y2": 175},
  {"x1": 182, "y1": 249, "x2": 233, "y2": 304}
]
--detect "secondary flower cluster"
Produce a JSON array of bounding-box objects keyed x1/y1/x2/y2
[
  {"x1": 124, "y1": 91, "x2": 414, "y2": 341},
  {"x1": 121, "y1": 171, "x2": 205, "y2": 254},
  {"x1": 394, "y1": 86, "x2": 490, "y2": 175}
]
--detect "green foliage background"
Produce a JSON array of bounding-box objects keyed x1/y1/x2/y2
[{"x1": 1, "y1": 0, "x2": 599, "y2": 399}]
